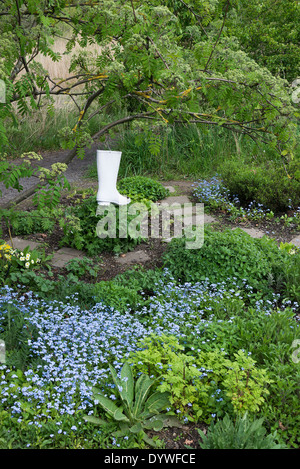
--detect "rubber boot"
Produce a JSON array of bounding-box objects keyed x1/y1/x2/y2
[{"x1": 96, "y1": 150, "x2": 131, "y2": 205}]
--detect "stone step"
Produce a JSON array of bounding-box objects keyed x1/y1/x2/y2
[
  {"x1": 232, "y1": 227, "x2": 265, "y2": 239},
  {"x1": 4, "y1": 237, "x2": 42, "y2": 252},
  {"x1": 50, "y1": 247, "x2": 85, "y2": 268},
  {"x1": 116, "y1": 250, "x2": 150, "y2": 265},
  {"x1": 290, "y1": 236, "x2": 300, "y2": 248},
  {"x1": 161, "y1": 185, "x2": 176, "y2": 193}
]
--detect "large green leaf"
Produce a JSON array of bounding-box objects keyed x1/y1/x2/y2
[
  {"x1": 83, "y1": 415, "x2": 108, "y2": 426},
  {"x1": 129, "y1": 422, "x2": 143, "y2": 434},
  {"x1": 151, "y1": 418, "x2": 164, "y2": 432},
  {"x1": 109, "y1": 364, "x2": 121, "y2": 390},
  {"x1": 113, "y1": 407, "x2": 130, "y2": 422},
  {"x1": 120, "y1": 362, "x2": 134, "y2": 407},
  {"x1": 144, "y1": 391, "x2": 170, "y2": 414},
  {"x1": 133, "y1": 374, "x2": 155, "y2": 418},
  {"x1": 92, "y1": 388, "x2": 120, "y2": 418},
  {"x1": 143, "y1": 417, "x2": 164, "y2": 431}
]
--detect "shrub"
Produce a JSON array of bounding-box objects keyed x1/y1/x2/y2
[
  {"x1": 60, "y1": 195, "x2": 147, "y2": 255},
  {"x1": 219, "y1": 159, "x2": 300, "y2": 212},
  {"x1": 162, "y1": 227, "x2": 285, "y2": 295},
  {"x1": 117, "y1": 176, "x2": 169, "y2": 202}
]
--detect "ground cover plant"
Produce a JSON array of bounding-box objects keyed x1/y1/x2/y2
[
  {"x1": 198, "y1": 413, "x2": 286, "y2": 449},
  {"x1": 192, "y1": 174, "x2": 300, "y2": 228},
  {"x1": 0, "y1": 254, "x2": 299, "y2": 448},
  {"x1": 1, "y1": 170, "x2": 300, "y2": 449}
]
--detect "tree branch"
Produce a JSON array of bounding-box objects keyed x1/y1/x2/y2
[{"x1": 204, "y1": 0, "x2": 230, "y2": 72}]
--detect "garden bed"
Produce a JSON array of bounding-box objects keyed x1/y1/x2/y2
[{"x1": 0, "y1": 176, "x2": 300, "y2": 450}]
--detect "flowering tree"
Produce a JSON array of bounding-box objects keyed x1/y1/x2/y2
[{"x1": 0, "y1": 0, "x2": 298, "y2": 205}]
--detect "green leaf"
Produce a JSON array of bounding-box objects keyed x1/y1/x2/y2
[
  {"x1": 144, "y1": 417, "x2": 164, "y2": 431},
  {"x1": 129, "y1": 422, "x2": 143, "y2": 433},
  {"x1": 83, "y1": 415, "x2": 108, "y2": 426},
  {"x1": 133, "y1": 374, "x2": 155, "y2": 418},
  {"x1": 113, "y1": 407, "x2": 130, "y2": 422},
  {"x1": 120, "y1": 362, "x2": 134, "y2": 407},
  {"x1": 144, "y1": 391, "x2": 170, "y2": 414},
  {"x1": 92, "y1": 389, "x2": 120, "y2": 417},
  {"x1": 109, "y1": 364, "x2": 121, "y2": 391}
]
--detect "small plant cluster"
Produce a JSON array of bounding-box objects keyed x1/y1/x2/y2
[
  {"x1": 219, "y1": 159, "x2": 300, "y2": 213},
  {"x1": 84, "y1": 362, "x2": 177, "y2": 447},
  {"x1": 192, "y1": 176, "x2": 275, "y2": 222},
  {"x1": 117, "y1": 176, "x2": 169, "y2": 202},
  {"x1": 60, "y1": 195, "x2": 147, "y2": 255},
  {"x1": 162, "y1": 226, "x2": 298, "y2": 301},
  {"x1": 0, "y1": 207, "x2": 57, "y2": 237},
  {"x1": 128, "y1": 334, "x2": 272, "y2": 422},
  {"x1": 59, "y1": 177, "x2": 166, "y2": 256},
  {"x1": 198, "y1": 413, "x2": 285, "y2": 449},
  {"x1": 0, "y1": 242, "x2": 43, "y2": 285}
]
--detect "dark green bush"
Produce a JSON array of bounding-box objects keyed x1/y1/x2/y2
[
  {"x1": 219, "y1": 159, "x2": 300, "y2": 212},
  {"x1": 60, "y1": 195, "x2": 146, "y2": 255},
  {"x1": 113, "y1": 266, "x2": 163, "y2": 293},
  {"x1": 162, "y1": 227, "x2": 287, "y2": 294},
  {"x1": 117, "y1": 176, "x2": 169, "y2": 201},
  {"x1": 281, "y1": 251, "x2": 300, "y2": 304},
  {"x1": 93, "y1": 281, "x2": 143, "y2": 312},
  {"x1": 94, "y1": 267, "x2": 164, "y2": 312}
]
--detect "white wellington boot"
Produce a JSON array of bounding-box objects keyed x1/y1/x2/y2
[{"x1": 96, "y1": 150, "x2": 131, "y2": 206}]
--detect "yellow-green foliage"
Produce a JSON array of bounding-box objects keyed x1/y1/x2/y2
[{"x1": 129, "y1": 334, "x2": 272, "y2": 423}]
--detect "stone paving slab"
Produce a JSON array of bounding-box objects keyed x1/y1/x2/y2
[
  {"x1": 116, "y1": 250, "x2": 150, "y2": 265},
  {"x1": 159, "y1": 195, "x2": 191, "y2": 205},
  {"x1": 232, "y1": 227, "x2": 265, "y2": 238},
  {"x1": 7, "y1": 237, "x2": 42, "y2": 252},
  {"x1": 290, "y1": 236, "x2": 300, "y2": 248},
  {"x1": 50, "y1": 247, "x2": 85, "y2": 268},
  {"x1": 162, "y1": 185, "x2": 176, "y2": 193}
]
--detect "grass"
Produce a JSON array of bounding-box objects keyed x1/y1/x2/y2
[{"x1": 84, "y1": 122, "x2": 281, "y2": 181}]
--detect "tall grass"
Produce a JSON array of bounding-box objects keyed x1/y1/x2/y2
[{"x1": 85, "y1": 123, "x2": 278, "y2": 180}]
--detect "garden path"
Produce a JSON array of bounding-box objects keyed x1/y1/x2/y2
[
  {"x1": 1, "y1": 147, "x2": 300, "y2": 268},
  {"x1": 7, "y1": 188, "x2": 218, "y2": 267},
  {"x1": 6, "y1": 185, "x2": 300, "y2": 269},
  {"x1": 0, "y1": 144, "x2": 99, "y2": 208}
]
